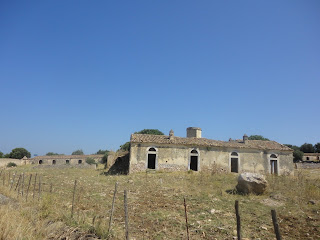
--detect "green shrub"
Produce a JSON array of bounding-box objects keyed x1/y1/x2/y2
[
  {"x1": 7, "y1": 162, "x2": 17, "y2": 168},
  {"x1": 85, "y1": 157, "x2": 96, "y2": 165}
]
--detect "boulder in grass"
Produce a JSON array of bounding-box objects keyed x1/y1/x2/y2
[{"x1": 236, "y1": 172, "x2": 268, "y2": 194}]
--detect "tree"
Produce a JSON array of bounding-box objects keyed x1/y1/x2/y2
[
  {"x1": 0, "y1": 151, "x2": 3, "y2": 158},
  {"x1": 285, "y1": 144, "x2": 304, "y2": 162},
  {"x1": 119, "y1": 142, "x2": 130, "y2": 151},
  {"x1": 4, "y1": 153, "x2": 10, "y2": 158},
  {"x1": 85, "y1": 157, "x2": 96, "y2": 165},
  {"x1": 96, "y1": 149, "x2": 109, "y2": 155},
  {"x1": 134, "y1": 129, "x2": 164, "y2": 135},
  {"x1": 300, "y1": 143, "x2": 315, "y2": 153},
  {"x1": 314, "y1": 143, "x2": 320, "y2": 153},
  {"x1": 293, "y1": 150, "x2": 304, "y2": 163},
  {"x1": 46, "y1": 152, "x2": 64, "y2": 156},
  {"x1": 248, "y1": 135, "x2": 270, "y2": 141},
  {"x1": 9, "y1": 148, "x2": 31, "y2": 159},
  {"x1": 72, "y1": 149, "x2": 84, "y2": 155}
]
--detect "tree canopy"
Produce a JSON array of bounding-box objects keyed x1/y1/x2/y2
[
  {"x1": 119, "y1": 142, "x2": 130, "y2": 152},
  {"x1": 9, "y1": 148, "x2": 31, "y2": 159},
  {"x1": 248, "y1": 135, "x2": 270, "y2": 141},
  {"x1": 96, "y1": 149, "x2": 109, "y2": 155},
  {"x1": 0, "y1": 151, "x2": 3, "y2": 158},
  {"x1": 72, "y1": 149, "x2": 84, "y2": 155},
  {"x1": 46, "y1": 152, "x2": 64, "y2": 156},
  {"x1": 300, "y1": 143, "x2": 315, "y2": 153},
  {"x1": 134, "y1": 129, "x2": 164, "y2": 135},
  {"x1": 314, "y1": 143, "x2": 320, "y2": 153}
]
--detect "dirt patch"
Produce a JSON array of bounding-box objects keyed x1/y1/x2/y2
[
  {"x1": 0, "y1": 194, "x2": 12, "y2": 205},
  {"x1": 260, "y1": 198, "x2": 284, "y2": 207}
]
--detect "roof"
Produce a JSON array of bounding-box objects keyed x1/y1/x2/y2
[
  {"x1": 31, "y1": 154, "x2": 104, "y2": 160},
  {"x1": 303, "y1": 153, "x2": 320, "y2": 156},
  {"x1": 130, "y1": 134, "x2": 293, "y2": 151}
]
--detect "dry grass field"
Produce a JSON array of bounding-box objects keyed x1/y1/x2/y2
[{"x1": 0, "y1": 165, "x2": 319, "y2": 240}]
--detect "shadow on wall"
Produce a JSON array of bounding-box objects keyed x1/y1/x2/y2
[{"x1": 104, "y1": 152, "x2": 130, "y2": 175}]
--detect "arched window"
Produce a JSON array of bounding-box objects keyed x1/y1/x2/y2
[
  {"x1": 147, "y1": 147, "x2": 157, "y2": 169},
  {"x1": 78, "y1": 160, "x2": 82, "y2": 164},
  {"x1": 66, "y1": 160, "x2": 70, "y2": 164},
  {"x1": 306, "y1": 157, "x2": 310, "y2": 161},
  {"x1": 189, "y1": 149, "x2": 199, "y2": 171},
  {"x1": 52, "y1": 160, "x2": 56, "y2": 165},
  {"x1": 230, "y1": 152, "x2": 239, "y2": 173},
  {"x1": 270, "y1": 154, "x2": 278, "y2": 175},
  {"x1": 39, "y1": 160, "x2": 43, "y2": 165}
]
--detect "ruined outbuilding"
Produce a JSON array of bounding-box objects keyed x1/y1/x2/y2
[{"x1": 129, "y1": 127, "x2": 294, "y2": 175}]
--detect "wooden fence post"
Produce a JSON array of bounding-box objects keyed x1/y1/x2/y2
[
  {"x1": 271, "y1": 209, "x2": 282, "y2": 240},
  {"x1": 26, "y1": 174, "x2": 32, "y2": 202},
  {"x1": 124, "y1": 190, "x2": 129, "y2": 240},
  {"x1": 71, "y1": 180, "x2": 77, "y2": 218},
  {"x1": 107, "y1": 182, "x2": 118, "y2": 237},
  {"x1": 184, "y1": 197, "x2": 190, "y2": 240},
  {"x1": 33, "y1": 173, "x2": 37, "y2": 199},
  {"x1": 21, "y1": 173, "x2": 25, "y2": 196},
  {"x1": 235, "y1": 200, "x2": 241, "y2": 240},
  {"x1": 14, "y1": 174, "x2": 21, "y2": 191}
]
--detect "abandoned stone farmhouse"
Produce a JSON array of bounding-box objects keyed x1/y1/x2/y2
[
  {"x1": 30, "y1": 154, "x2": 103, "y2": 166},
  {"x1": 129, "y1": 127, "x2": 294, "y2": 175}
]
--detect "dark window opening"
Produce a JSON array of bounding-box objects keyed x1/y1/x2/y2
[
  {"x1": 190, "y1": 156, "x2": 198, "y2": 171},
  {"x1": 231, "y1": 158, "x2": 238, "y2": 173},
  {"x1": 78, "y1": 160, "x2": 82, "y2": 164},
  {"x1": 147, "y1": 154, "x2": 156, "y2": 169},
  {"x1": 39, "y1": 160, "x2": 43, "y2": 164},
  {"x1": 149, "y1": 148, "x2": 156, "y2": 152},
  {"x1": 270, "y1": 160, "x2": 278, "y2": 174},
  {"x1": 306, "y1": 157, "x2": 310, "y2": 161},
  {"x1": 191, "y1": 149, "x2": 198, "y2": 154},
  {"x1": 270, "y1": 154, "x2": 277, "y2": 158},
  {"x1": 52, "y1": 160, "x2": 56, "y2": 165},
  {"x1": 231, "y1": 152, "x2": 238, "y2": 156},
  {"x1": 66, "y1": 160, "x2": 70, "y2": 164}
]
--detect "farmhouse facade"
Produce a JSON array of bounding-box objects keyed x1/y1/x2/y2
[
  {"x1": 30, "y1": 154, "x2": 103, "y2": 166},
  {"x1": 129, "y1": 127, "x2": 294, "y2": 175},
  {"x1": 303, "y1": 153, "x2": 320, "y2": 162}
]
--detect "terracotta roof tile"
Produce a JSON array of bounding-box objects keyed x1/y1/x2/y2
[{"x1": 130, "y1": 134, "x2": 292, "y2": 151}]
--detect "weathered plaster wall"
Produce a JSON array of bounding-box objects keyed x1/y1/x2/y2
[
  {"x1": 0, "y1": 158, "x2": 25, "y2": 167},
  {"x1": 30, "y1": 154, "x2": 103, "y2": 166},
  {"x1": 129, "y1": 143, "x2": 294, "y2": 175}
]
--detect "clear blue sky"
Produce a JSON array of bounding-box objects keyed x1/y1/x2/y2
[{"x1": 1, "y1": 1, "x2": 319, "y2": 156}]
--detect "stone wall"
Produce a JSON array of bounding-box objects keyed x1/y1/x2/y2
[{"x1": 0, "y1": 158, "x2": 25, "y2": 167}]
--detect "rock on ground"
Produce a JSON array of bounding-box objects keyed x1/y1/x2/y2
[{"x1": 236, "y1": 172, "x2": 268, "y2": 195}]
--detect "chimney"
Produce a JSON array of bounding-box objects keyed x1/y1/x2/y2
[
  {"x1": 187, "y1": 127, "x2": 202, "y2": 138},
  {"x1": 169, "y1": 129, "x2": 174, "y2": 139},
  {"x1": 243, "y1": 134, "x2": 248, "y2": 144}
]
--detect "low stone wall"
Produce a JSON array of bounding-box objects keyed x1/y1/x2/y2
[
  {"x1": 296, "y1": 162, "x2": 320, "y2": 169},
  {"x1": 0, "y1": 158, "x2": 25, "y2": 168}
]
